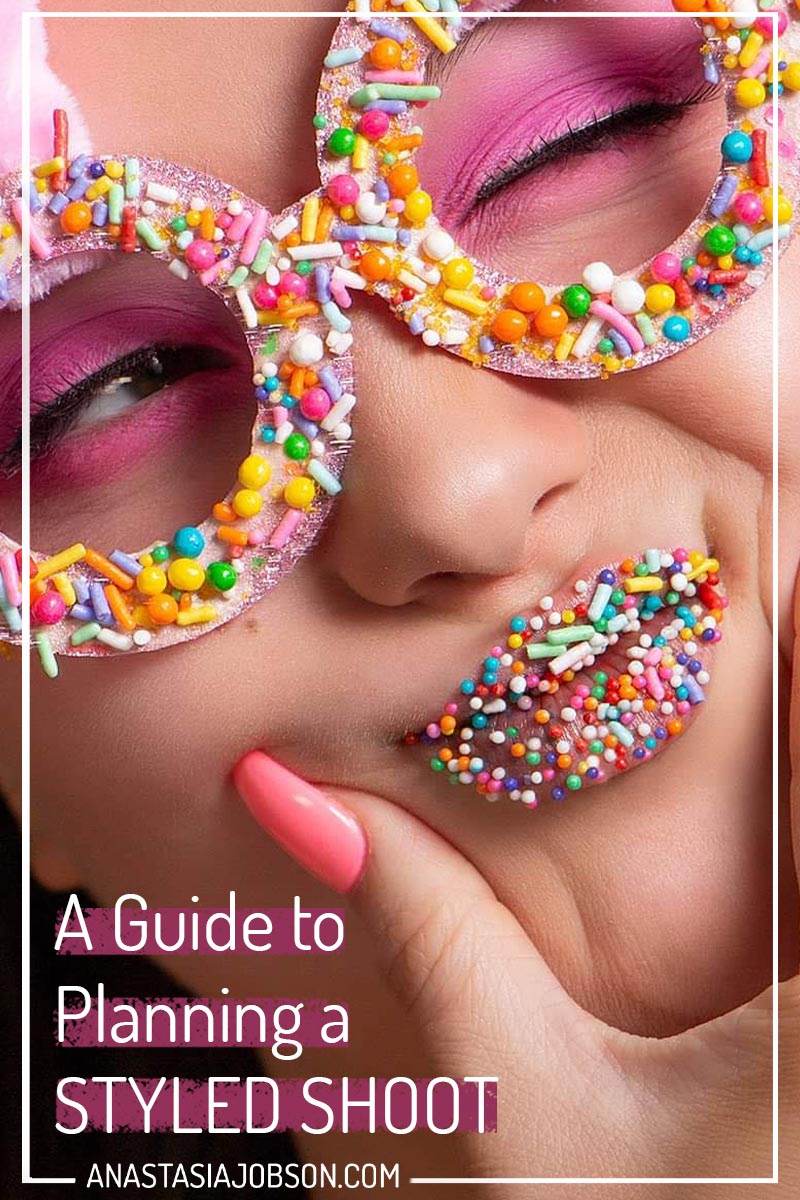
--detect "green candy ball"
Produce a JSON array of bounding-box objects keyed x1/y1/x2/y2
[
  {"x1": 312, "y1": 113, "x2": 327, "y2": 129},
  {"x1": 561, "y1": 284, "x2": 591, "y2": 319},
  {"x1": 703, "y1": 225, "x2": 736, "y2": 256},
  {"x1": 151, "y1": 545, "x2": 170, "y2": 563},
  {"x1": 327, "y1": 127, "x2": 356, "y2": 157},
  {"x1": 284, "y1": 432, "x2": 311, "y2": 461},
  {"x1": 207, "y1": 561, "x2": 237, "y2": 592},
  {"x1": 295, "y1": 260, "x2": 313, "y2": 276}
]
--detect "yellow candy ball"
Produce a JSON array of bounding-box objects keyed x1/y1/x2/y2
[
  {"x1": 783, "y1": 62, "x2": 800, "y2": 91},
  {"x1": 403, "y1": 189, "x2": 433, "y2": 224},
  {"x1": 762, "y1": 188, "x2": 793, "y2": 224},
  {"x1": 717, "y1": 254, "x2": 734, "y2": 270},
  {"x1": 441, "y1": 257, "x2": 475, "y2": 289},
  {"x1": 645, "y1": 283, "x2": 676, "y2": 314},
  {"x1": 232, "y1": 488, "x2": 263, "y2": 518},
  {"x1": 136, "y1": 566, "x2": 167, "y2": 595},
  {"x1": 167, "y1": 558, "x2": 205, "y2": 592},
  {"x1": 104, "y1": 160, "x2": 124, "y2": 179},
  {"x1": 238, "y1": 453, "x2": 272, "y2": 490},
  {"x1": 735, "y1": 78, "x2": 766, "y2": 108},
  {"x1": 186, "y1": 210, "x2": 201, "y2": 227},
  {"x1": 284, "y1": 476, "x2": 316, "y2": 509}
]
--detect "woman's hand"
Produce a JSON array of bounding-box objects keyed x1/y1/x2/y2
[{"x1": 233, "y1": 561, "x2": 798, "y2": 1191}]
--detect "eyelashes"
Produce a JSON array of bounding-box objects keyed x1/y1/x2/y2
[
  {"x1": 0, "y1": 342, "x2": 232, "y2": 476},
  {"x1": 469, "y1": 81, "x2": 721, "y2": 211}
]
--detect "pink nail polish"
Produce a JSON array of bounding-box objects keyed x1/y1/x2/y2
[{"x1": 232, "y1": 751, "x2": 368, "y2": 893}]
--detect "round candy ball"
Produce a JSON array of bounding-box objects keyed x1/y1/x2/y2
[
  {"x1": 238, "y1": 453, "x2": 272, "y2": 490},
  {"x1": 59, "y1": 201, "x2": 92, "y2": 235},
  {"x1": 533, "y1": 304, "x2": 568, "y2": 338},
  {"x1": 754, "y1": 9, "x2": 788, "y2": 36},
  {"x1": 783, "y1": 62, "x2": 800, "y2": 92},
  {"x1": 491, "y1": 308, "x2": 528, "y2": 343},
  {"x1": 300, "y1": 386, "x2": 331, "y2": 421},
  {"x1": 735, "y1": 77, "x2": 766, "y2": 107},
  {"x1": 703, "y1": 225, "x2": 737, "y2": 256},
  {"x1": 147, "y1": 593, "x2": 179, "y2": 625},
  {"x1": 232, "y1": 488, "x2": 263, "y2": 518},
  {"x1": 610, "y1": 278, "x2": 645, "y2": 315},
  {"x1": 359, "y1": 110, "x2": 390, "y2": 141},
  {"x1": 442, "y1": 257, "x2": 475, "y2": 289},
  {"x1": 31, "y1": 591, "x2": 66, "y2": 626},
  {"x1": 289, "y1": 332, "x2": 324, "y2": 367},
  {"x1": 284, "y1": 476, "x2": 316, "y2": 509},
  {"x1": 560, "y1": 284, "x2": 591, "y2": 318},
  {"x1": 662, "y1": 315, "x2": 691, "y2": 342},
  {"x1": 732, "y1": 190, "x2": 763, "y2": 224},
  {"x1": 359, "y1": 248, "x2": 393, "y2": 282},
  {"x1": 167, "y1": 558, "x2": 206, "y2": 592},
  {"x1": 172, "y1": 525, "x2": 205, "y2": 558},
  {"x1": 327, "y1": 174, "x2": 360, "y2": 206},
  {"x1": 404, "y1": 190, "x2": 432, "y2": 223},
  {"x1": 136, "y1": 566, "x2": 167, "y2": 595},
  {"x1": 650, "y1": 251, "x2": 682, "y2": 284},
  {"x1": 582, "y1": 261, "x2": 614, "y2": 294},
  {"x1": 327, "y1": 127, "x2": 356, "y2": 157},
  {"x1": 278, "y1": 271, "x2": 308, "y2": 299},
  {"x1": 645, "y1": 284, "x2": 676, "y2": 314},
  {"x1": 509, "y1": 281, "x2": 546, "y2": 314},
  {"x1": 422, "y1": 228, "x2": 455, "y2": 261},
  {"x1": 253, "y1": 281, "x2": 279, "y2": 309},
  {"x1": 720, "y1": 130, "x2": 753, "y2": 162},
  {"x1": 284, "y1": 432, "x2": 311, "y2": 461},
  {"x1": 184, "y1": 239, "x2": 217, "y2": 271},
  {"x1": 386, "y1": 163, "x2": 419, "y2": 198},
  {"x1": 369, "y1": 36, "x2": 401, "y2": 69},
  {"x1": 207, "y1": 561, "x2": 237, "y2": 592}
]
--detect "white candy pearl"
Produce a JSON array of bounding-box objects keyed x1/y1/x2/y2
[
  {"x1": 289, "y1": 332, "x2": 324, "y2": 366},
  {"x1": 422, "y1": 228, "x2": 455, "y2": 261},
  {"x1": 729, "y1": 0, "x2": 758, "y2": 29},
  {"x1": 611, "y1": 278, "x2": 645, "y2": 315},
  {"x1": 582, "y1": 260, "x2": 614, "y2": 294},
  {"x1": 355, "y1": 192, "x2": 387, "y2": 224}
]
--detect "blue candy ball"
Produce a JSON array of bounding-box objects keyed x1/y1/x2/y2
[
  {"x1": 721, "y1": 130, "x2": 753, "y2": 163},
  {"x1": 173, "y1": 525, "x2": 205, "y2": 558},
  {"x1": 663, "y1": 315, "x2": 691, "y2": 342}
]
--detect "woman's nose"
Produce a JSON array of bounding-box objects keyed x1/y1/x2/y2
[{"x1": 321, "y1": 307, "x2": 590, "y2": 608}]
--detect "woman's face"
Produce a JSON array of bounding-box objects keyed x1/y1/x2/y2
[{"x1": 2, "y1": 0, "x2": 792, "y2": 1038}]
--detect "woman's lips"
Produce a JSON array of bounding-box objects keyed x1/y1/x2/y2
[{"x1": 412, "y1": 546, "x2": 726, "y2": 805}]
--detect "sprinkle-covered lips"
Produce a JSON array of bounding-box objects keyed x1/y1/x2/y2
[{"x1": 412, "y1": 547, "x2": 726, "y2": 805}]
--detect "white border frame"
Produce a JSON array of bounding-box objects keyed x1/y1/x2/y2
[{"x1": 19, "y1": 7, "x2": 780, "y2": 1187}]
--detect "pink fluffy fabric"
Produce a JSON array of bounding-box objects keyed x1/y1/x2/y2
[{"x1": 0, "y1": 0, "x2": 90, "y2": 174}]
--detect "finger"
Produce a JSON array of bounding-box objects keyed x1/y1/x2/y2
[{"x1": 232, "y1": 749, "x2": 581, "y2": 1049}]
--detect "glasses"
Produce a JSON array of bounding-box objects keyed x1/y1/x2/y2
[{"x1": 0, "y1": 3, "x2": 796, "y2": 674}]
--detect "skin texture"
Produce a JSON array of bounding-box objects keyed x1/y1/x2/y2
[{"x1": 1, "y1": 0, "x2": 798, "y2": 1191}]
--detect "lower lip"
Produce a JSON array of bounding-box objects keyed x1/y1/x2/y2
[{"x1": 412, "y1": 546, "x2": 726, "y2": 806}]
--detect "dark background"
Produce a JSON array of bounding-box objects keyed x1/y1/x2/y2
[{"x1": 0, "y1": 801, "x2": 305, "y2": 1198}]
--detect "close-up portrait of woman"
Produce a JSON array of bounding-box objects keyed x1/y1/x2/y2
[{"x1": 1, "y1": 0, "x2": 799, "y2": 1195}]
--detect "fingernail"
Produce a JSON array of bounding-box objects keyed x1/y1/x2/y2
[{"x1": 232, "y1": 751, "x2": 368, "y2": 893}]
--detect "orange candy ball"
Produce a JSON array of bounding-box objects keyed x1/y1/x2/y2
[
  {"x1": 671, "y1": 0, "x2": 705, "y2": 9},
  {"x1": 386, "y1": 163, "x2": 419, "y2": 198},
  {"x1": 359, "y1": 248, "x2": 393, "y2": 282},
  {"x1": 146, "y1": 593, "x2": 179, "y2": 626},
  {"x1": 491, "y1": 308, "x2": 528, "y2": 343},
  {"x1": 60, "y1": 201, "x2": 92, "y2": 235},
  {"x1": 369, "y1": 37, "x2": 402, "y2": 69},
  {"x1": 533, "y1": 304, "x2": 569, "y2": 338},
  {"x1": 509, "y1": 281, "x2": 545, "y2": 314}
]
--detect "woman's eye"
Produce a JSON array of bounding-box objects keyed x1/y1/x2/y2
[
  {"x1": 0, "y1": 253, "x2": 257, "y2": 550},
  {"x1": 417, "y1": 9, "x2": 728, "y2": 278},
  {"x1": 27, "y1": 341, "x2": 233, "y2": 462}
]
